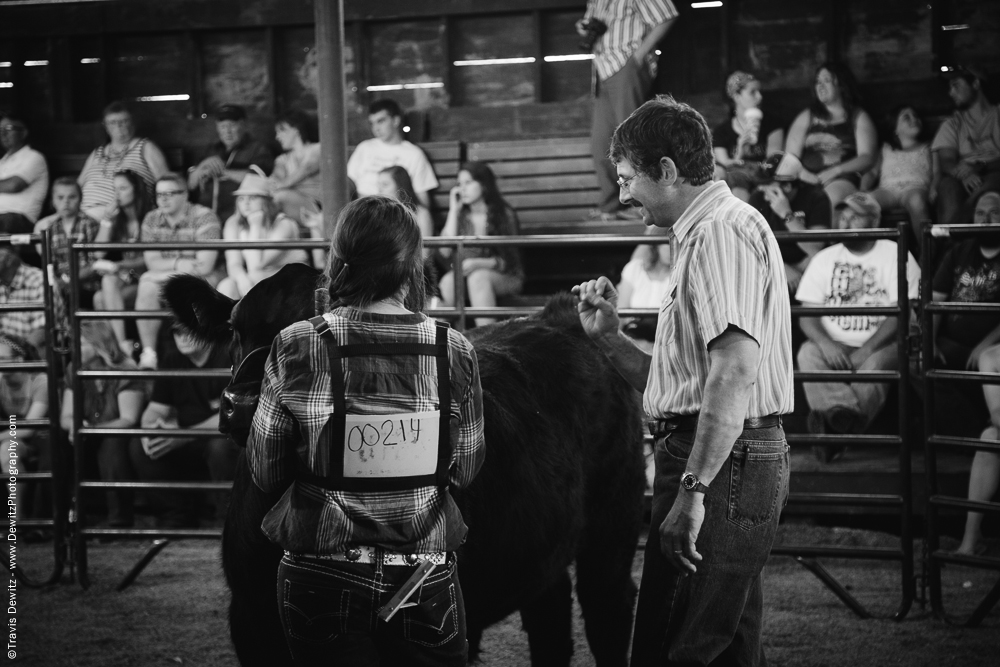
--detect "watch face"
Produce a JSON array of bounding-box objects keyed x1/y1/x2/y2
[{"x1": 681, "y1": 473, "x2": 696, "y2": 490}]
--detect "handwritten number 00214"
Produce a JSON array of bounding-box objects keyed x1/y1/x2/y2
[{"x1": 347, "y1": 419, "x2": 422, "y2": 452}]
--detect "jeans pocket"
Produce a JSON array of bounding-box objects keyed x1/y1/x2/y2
[
  {"x1": 727, "y1": 441, "x2": 788, "y2": 531},
  {"x1": 282, "y1": 579, "x2": 349, "y2": 644},
  {"x1": 402, "y1": 581, "x2": 459, "y2": 648}
]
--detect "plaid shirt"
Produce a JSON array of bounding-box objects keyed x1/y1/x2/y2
[
  {"x1": 37, "y1": 212, "x2": 101, "y2": 281},
  {"x1": 142, "y1": 203, "x2": 222, "y2": 259},
  {"x1": 248, "y1": 308, "x2": 485, "y2": 554},
  {"x1": 0, "y1": 263, "x2": 45, "y2": 341}
]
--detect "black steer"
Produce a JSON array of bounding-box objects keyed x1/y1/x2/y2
[{"x1": 163, "y1": 262, "x2": 645, "y2": 666}]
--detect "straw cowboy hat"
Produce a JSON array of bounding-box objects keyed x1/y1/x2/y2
[{"x1": 233, "y1": 165, "x2": 272, "y2": 197}]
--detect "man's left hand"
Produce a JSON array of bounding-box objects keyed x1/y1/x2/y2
[{"x1": 659, "y1": 492, "x2": 705, "y2": 574}]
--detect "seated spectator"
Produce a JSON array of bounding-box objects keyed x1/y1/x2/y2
[
  {"x1": 135, "y1": 173, "x2": 222, "y2": 370},
  {"x1": 187, "y1": 104, "x2": 275, "y2": 222},
  {"x1": 930, "y1": 192, "x2": 1000, "y2": 555},
  {"x1": 0, "y1": 112, "x2": 49, "y2": 250},
  {"x1": 712, "y1": 71, "x2": 785, "y2": 201},
  {"x1": 217, "y1": 169, "x2": 309, "y2": 300},
  {"x1": 439, "y1": 162, "x2": 524, "y2": 327},
  {"x1": 377, "y1": 165, "x2": 434, "y2": 241},
  {"x1": 785, "y1": 62, "x2": 878, "y2": 216},
  {"x1": 748, "y1": 153, "x2": 831, "y2": 294},
  {"x1": 617, "y1": 226, "x2": 673, "y2": 353},
  {"x1": 865, "y1": 105, "x2": 934, "y2": 250},
  {"x1": 0, "y1": 333, "x2": 49, "y2": 520},
  {"x1": 347, "y1": 98, "x2": 439, "y2": 209},
  {"x1": 933, "y1": 66, "x2": 1000, "y2": 226},
  {"x1": 92, "y1": 169, "x2": 153, "y2": 352},
  {"x1": 129, "y1": 322, "x2": 235, "y2": 529},
  {"x1": 34, "y1": 177, "x2": 101, "y2": 308},
  {"x1": 268, "y1": 109, "x2": 322, "y2": 223},
  {"x1": 796, "y1": 192, "x2": 920, "y2": 462},
  {"x1": 78, "y1": 101, "x2": 169, "y2": 222},
  {"x1": 60, "y1": 321, "x2": 147, "y2": 528},
  {"x1": 0, "y1": 245, "x2": 45, "y2": 351}
]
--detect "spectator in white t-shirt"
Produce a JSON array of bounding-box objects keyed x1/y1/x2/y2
[
  {"x1": 347, "y1": 99, "x2": 438, "y2": 209},
  {"x1": 617, "y1": 226, "x2": 673, "y2": 353},
  {"x1": 795, "y1": 192, "x2": 920, "y2": 462},
  {"x1": 0, "y1": 113, "x2": 49, "y2": 239}
]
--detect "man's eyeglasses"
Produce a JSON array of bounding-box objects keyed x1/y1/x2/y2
[
  {"x1": 0, "y1": 125, "x2": 26, "y2": 134},
  {"x1": 156, "y1": 190, "x2": 187, "y2": 199},
  {"x1": 616, "y1": 174, "x2": 638, "y2": 190}
]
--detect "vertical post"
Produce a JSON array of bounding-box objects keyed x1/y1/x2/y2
[
  {"x1": 894, "y1": 221, "x2": 914, "y2": 620},
  {"x1": 315, "y1": 0, "x2": 350, "y2": 236}
]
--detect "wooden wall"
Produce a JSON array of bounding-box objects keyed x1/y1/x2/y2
[{"x1": 0, "y1": 0, "x2": 997, "y2": 163}]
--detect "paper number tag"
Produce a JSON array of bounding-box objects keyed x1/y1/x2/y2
[{"x1": 343, "y1": 410, "x2": 440, "y2": 478}]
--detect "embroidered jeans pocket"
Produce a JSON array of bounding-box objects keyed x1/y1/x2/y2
[
  {"x1": 402, "y1": 582, "x2": 459, "y2": 648},
  {"x1": 282, "y1": 580, "x2": 349, "y2": 644},
  {"x1": 727, "y1": 441, "x2": 788, "y2": 531}
]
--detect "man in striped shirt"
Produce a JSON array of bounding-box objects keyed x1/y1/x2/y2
[
  {"x1": 574, "y1": 97, "x2": 793, "y2": 666},
  {"x1": 578, "y1": 0, "x2": 679, "y2": 217}
]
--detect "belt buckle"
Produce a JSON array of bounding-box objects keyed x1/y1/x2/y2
[{"x1": 345, "y1": 548, "x2": 363, "y2": 562}]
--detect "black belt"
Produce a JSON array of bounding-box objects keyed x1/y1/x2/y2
[{"x1": 647, "y1": 413, "x2": 782, "y2": 437}]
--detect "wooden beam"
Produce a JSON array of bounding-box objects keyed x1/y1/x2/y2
[
  {"x1": 315, "y1": 0, "x2": 350, "y2": 231},
  {"x1": 533, "y1": 10, "x2": 543, "y2": 104},
  {"x1": 187, "y1": 30, "x2": 203, "y2": 119},
  {"x1": 265, "y1": 26, "x2": 279, "y2": 116}
]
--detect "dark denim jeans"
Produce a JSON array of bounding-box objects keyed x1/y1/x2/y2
[
  {"x1": 277, "y1": 552, "x2": 468, "y2": 666},
  {"x1": 631, "y1": 424, "x2": 789, "y2": 667}
]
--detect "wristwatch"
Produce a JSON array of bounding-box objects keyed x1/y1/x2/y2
[{"x1": 680, "y1": 472, "x2": 710, "y2": 493}]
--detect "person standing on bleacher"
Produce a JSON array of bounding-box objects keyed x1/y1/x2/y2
[{"x1": 579, "y1": 0, "x2": 678, "y2": 220}]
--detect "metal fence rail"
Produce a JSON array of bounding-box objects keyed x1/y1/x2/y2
[
  {"x1": 62, "y1": 227, "x2": 920, "y2": 617},
  {"x1": 761, "y1": 223, "x2": 917, "y2": 620},
  {"x1": 920, "y1": 224, "x2": 1000, "y2": 626},
  {"x1": 2, "y1": 231, "x2": 67, "y2": 588}
]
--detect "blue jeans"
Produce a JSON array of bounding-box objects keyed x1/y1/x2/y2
[
  {"x1": 631, "y1": 424, "x2": 789, "y2": 667},
  {"x1": 277, "y1": 553, "x2": 468, "y2": 666}
]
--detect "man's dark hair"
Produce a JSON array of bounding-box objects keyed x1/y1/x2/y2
[
  {"x1": 368, "y1": 98, "x2": 403, "y2": 119},
  {"x1": 0, "y1": 111, "x2": 26, "y2": 128},
  {"x1": 609, "y1": 96, "x2": 715, "y2": 186},
  {"x1": 276, "y1": 108, "x2": 318, "y2": 143},
  {"x1": 102, "y1": 100, "x2": 131, "y2": 118}
]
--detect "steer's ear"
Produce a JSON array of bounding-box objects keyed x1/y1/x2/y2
[{"x1": 160, "y1": 274, "x2": 236, "y2": 346}]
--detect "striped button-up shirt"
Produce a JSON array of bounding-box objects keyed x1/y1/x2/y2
[
  {"x1": 644, "y1": 181, "x2": 794, "y2": 419},
  {"x1": 584, "y1": 0, "x2": 679, "y2": 81},
  {"x1": 248, "y1": 308, "x2": 485, "y2": 555}
]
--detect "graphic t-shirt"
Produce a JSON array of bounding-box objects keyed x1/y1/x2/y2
[
  {"x1": 933, "y1": 239, "x2": 1000, "y2": 348},
  {"x1": 796, "y1": 239, "x2": 920, "y2": 347}
]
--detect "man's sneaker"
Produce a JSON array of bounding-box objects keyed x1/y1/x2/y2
[{"x1": 138, "y1": 348, "x2": 158, "y2": 370}]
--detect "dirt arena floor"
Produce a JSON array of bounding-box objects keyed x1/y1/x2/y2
[{"x1": 8, "y1": 524, "x2": 1000, "y2": 667}]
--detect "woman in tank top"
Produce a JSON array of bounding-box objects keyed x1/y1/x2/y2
[
  {"x1": 786, "y1": 62, "x2": 877, "y2": 215},
  {"x1": 78, "y1": 101, "x2": 170, "y2": 222}
]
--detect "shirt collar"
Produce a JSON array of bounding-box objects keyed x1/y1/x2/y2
[{"x1": 671, "y1": 181, "x2": 732, "y2": 244}]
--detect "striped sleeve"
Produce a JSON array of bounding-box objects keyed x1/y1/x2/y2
[
  {"x1": 636, "y1": 0, "x2": 679, "y2": 26},
  {"x1": 688, "y1": 211, "x2": 770, "y2": 347}
]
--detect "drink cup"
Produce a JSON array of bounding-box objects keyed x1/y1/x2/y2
[{"x1": 742, "y1": 107, "x2": 763, "y2": 144}]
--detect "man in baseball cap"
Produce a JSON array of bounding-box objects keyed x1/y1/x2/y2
[
  {"x1": 187, "y1": 103, "x2": 275, "y2": 221},
  {"x1": 795, "y1": 189, "x2": 920, "y2": 462}
]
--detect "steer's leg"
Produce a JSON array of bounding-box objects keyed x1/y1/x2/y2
[
  {"x1": 575, "y1": 534, "x2": 639, "y2": 667},
  {"x1": 519, "y1": 569, "x2": 573, "y2": 667}
]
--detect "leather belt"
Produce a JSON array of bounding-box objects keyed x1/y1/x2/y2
[
  {"x1": 647, "y1": 413, "x2": 782, "y2": 437},
  {"x1": 289, "y1": 546, "x2": 448, "y2": 566}
]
